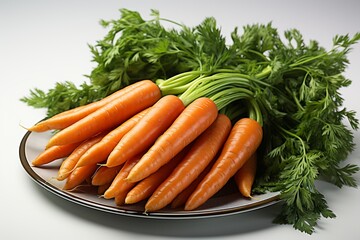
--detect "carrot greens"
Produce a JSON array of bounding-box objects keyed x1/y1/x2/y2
[
  {"x1": 21, "y1": 9, "x2": 230, "y2": 117},
  {"x1": 21, "y1": 9, "x2": 360, "y2": 234}
]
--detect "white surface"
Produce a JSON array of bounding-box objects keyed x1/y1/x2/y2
[{"x1": 1, "y1": 0, "x2": 360, "y2": 239}]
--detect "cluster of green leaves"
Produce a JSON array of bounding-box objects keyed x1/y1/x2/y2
[
  {"x1": 252, "y1": 29, "x2": 360, "y2": 234},
  {"x1": 21, "y1": 9, "x2": 233, "y2": 117},
  {"x1": 21, "y1": 9, "x2": 360, "y2": 234}
]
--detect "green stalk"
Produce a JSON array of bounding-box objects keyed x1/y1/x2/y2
[
  {"x1": 156, "y1": 70, "x2": 205, "y2": 95},
  {"x1": 174, "y1": 72, "x2": 264, "y2": 124},
  {"x1": 156, "y1": 66, "x2": 273, "y2": 96},
  {"x1": 210, "y1": 88, "x2": 263, "y2": 125},
  {"x1": 179, "y1": 76, "x2": 251, "y2": 105}
]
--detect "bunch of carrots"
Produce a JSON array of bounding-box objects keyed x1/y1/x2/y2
[{"x1": 29, "y1": 70, "x2": 267, "y2": 212}]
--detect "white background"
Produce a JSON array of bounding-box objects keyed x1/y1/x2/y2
[{"x1": 1, "y1": 0, "x2": 360, "y2": 239}]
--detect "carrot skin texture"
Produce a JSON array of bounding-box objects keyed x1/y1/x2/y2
[
  {"x1": 145, "y1": 114, "x2": 231, "y2": 212},
  {"x1": 125, "y1": 147, "x2": 189, "y2": 205},
  {"x1": 28, "y1": 81, "x2": 149, "y2": 132},
  {"x1": 31, "y1": 142, "x2": 80, "y2": 166},
  {"x1": 46, "y1": 80, "x2": 161, "y2": 147},
  {"x1": 91, "y1": 165, "x2": 122, "y2": 186},
  {"x1": 185, "y1": 118, "x2": 263, "y2": 211},
  {"x1": 106, "y1": 95, "x2": 185, "y2": 167},
  {"x1": 126, "y1": 97, "x2": 218, "y2": 183},
  {"x1": 103, "y1": 154, "x2": 142, "y2": 199},
  {"x1": 76, "y1": 108, "x2": 150, "y2": 168},
  {"x1": 171, "y1": 161, "x2": 213, "y2": 209},
  {"x1": 114, "y1": 190, "x2": 128, "y2": 206},
  {"x1": 57, "y1": 133, "x2": 106, "y2": 181},
  {"x1": 63, "y1": 164, "x2": 98, "y2": 190},
  {"x1": 234, "y1": 153, "x2": 257, "y2": 198}
]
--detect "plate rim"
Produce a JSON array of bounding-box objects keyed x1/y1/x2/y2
[{"x1": 19, "y1": 129, "x2": 281, "y2": 219}]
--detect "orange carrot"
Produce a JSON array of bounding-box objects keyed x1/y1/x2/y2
[
  {"x1": 106, "y1": 95, "x2": 185, "y2": 168},
  {"x1": 185, "y1": 118, "x2": 263, "y2": 211},
  {"x1": 171, "y1": 160, "x2": 213, "y2": 209},
  {"x1": 102, "y1": 154, "x2": 143, "y2": 199},
  {"x1": 91, "y1": 165, "x2": 122, "y2": 186},
  {"x1": 31, "y1": 142, "x2": 80, "y2": 166},
  {"x1": 233, "y1": 153, "x2": 257, "y2": 198},
  {"x1": 126, "y1": 97, "x2": 218, "y2": 183},
  {"x1": 28, "y1": 81, "x2": 149, "y2": 132},
  {"x1": 125, "y1": 147, "x2": 189, "y2": 205},
  {"x1": 57, "y1": 132, "x2": 107, "y2": 181},
  {"x1": 63, "y1": 164, "x2": 98, "y2": 190},
  {"x1": 75, "y1": 108, "x2": 150, "y2": 168},
  {"x1": 29, "y1": 106, "x2": 87, "y2": 132},
  {"x1": 144, "y1": 114, "x2": 231, "y2": 211},
  {"x1": 46, "y1": 80, "x2": 161, "y2": 147},
  {"x1": 114, "y1": 190, "x2": 129, "y2": 206},
  {"x1": 97, "y1": 182, "x2": 111, "y2": 195}
]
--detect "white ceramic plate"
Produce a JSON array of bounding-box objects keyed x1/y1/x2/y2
[{"x1": 19, "y1": 129, "x2": 280, "y2": 219}]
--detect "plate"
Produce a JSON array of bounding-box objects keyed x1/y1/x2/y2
[{"x1": 19, "y1": 129, "x2": 280, "y2": 219}]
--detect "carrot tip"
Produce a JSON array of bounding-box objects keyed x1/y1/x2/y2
[
  {"x1": 56, "y1": 177, "x2": 65, "y2": 181},
  {"x1": 56, "y1": 169, "x2": 75, "y2": 181},
  {"x1": 246, "y1": 195, "x2": 256, "y2": 200},
  {"x1": 31, "y1": 161, "x2": 39, "y2": 167},
  {"x1": 19, "y1": 122, "x2": 31, "y2": 131},
  {"x1": 103, "y1": 191, "x2": 114, "y2": 199},
  {"x1": 183, "y1": 206, "x2": 193, "y2": 211},
  {"x1": 124, "y1": 176, "x2": 138, "y2": 183},
  {"x1": 105, "y1": 158, "x2": 126, "y2": 168},
  {"x1": 124, "y1": 195, "x2": 133, "y2": 204}
]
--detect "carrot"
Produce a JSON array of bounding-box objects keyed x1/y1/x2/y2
[
  {"x1": 102, "y1": 153, "x2": 143, "y2": 199},
  {"x1": 97, "y1": 182, "x2": 111, "y2": 195},
  {"x1": 126, "y1": 97, "x2": 218, "y2": 183},
  {"x1": 125, "y1": 147, "x2": 189, "y2": 205},
  {"x1": 114, "y1": 190, "x2": 129, "y2": 206},
  {"x1": 29, "y1": 106, "x2": 87, "y2": 132},
  {"x1": 106, "y1": 95, "x2": 185, "y2": 168},
  {"x1": 171, "y1": 160, "x2": 213, "y2": 209},
  {"x1": 63, "y1": 164, "x2": 98, "y2": 190},
  {"x1": 91, "y1": 165, "x2": 122, "y2": 186},
  {"x1": 46, "y1": 80, "x2": 161, "y2": 147},
  {"x1": 233, "y1": 153, "x2": 257, "y2": 198},
  {"x1": 144, "y1": 114, "x2": 231, "y2": 212},
  {"x1": 75, "y1": 108, "x2": 150, "y2": 168},
  {"x1": 28, "y1": 81, "x2": 149, "y2": 132},
  {"x1": 184, "y1": 117, "x2": 263, "y2": 211},
  {"x1": 31, "y1": 142, "x2": 80, "y2": 166},
  {"x1": 57, "y1": 132, "x2": 107, "y2": 181}
]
